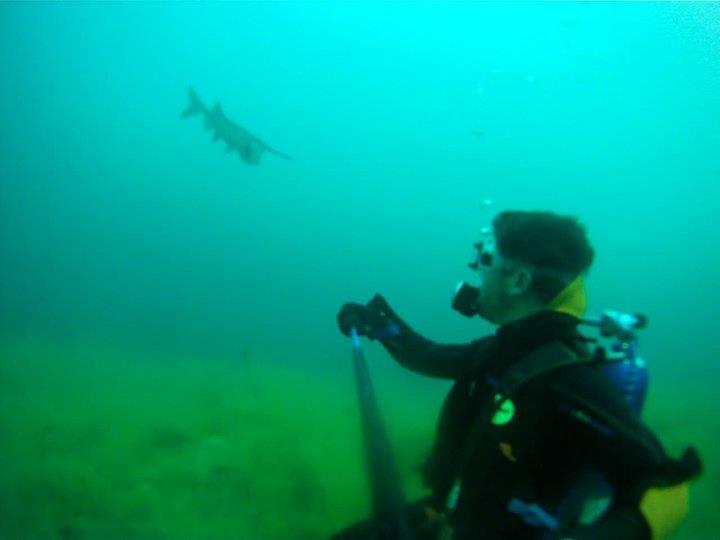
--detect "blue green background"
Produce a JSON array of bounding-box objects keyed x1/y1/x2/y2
[{"x1": 1, "y1": 2, "x2": 718, "y2": 538}]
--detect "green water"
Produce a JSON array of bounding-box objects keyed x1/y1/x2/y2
[{"x1": 1, "y1": 2, "x2": 718, "y2": 538}]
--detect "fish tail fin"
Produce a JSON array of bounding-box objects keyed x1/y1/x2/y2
[{"x1": 181, "y1": 87, "x2": 204, "y2": 118}]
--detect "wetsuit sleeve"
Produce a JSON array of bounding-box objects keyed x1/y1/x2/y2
[
  {"x1": 367, "y1": 294, "x2": 492, "y2": 379},
  {"x1": 381, "y1": 331, "x2": 491, "y2": 379}
]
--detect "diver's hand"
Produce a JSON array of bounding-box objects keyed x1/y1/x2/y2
[
  {"x1": 337, "y1": 298, "x2": 390, "y2": 339},
  {"x1": 367, "y1": 293, "x2": 393, "y2": 315}
]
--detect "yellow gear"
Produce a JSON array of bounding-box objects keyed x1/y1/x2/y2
[
  {"x1": 640, "y1": 482, "x2": 690, "y2": 539},
  {"x1": 548, "y1": 274, "x2": 587, "y2": 318}
]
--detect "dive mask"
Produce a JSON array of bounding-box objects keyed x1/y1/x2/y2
[{"x1": 452, "y1": 239, "x2": 493, "y2": 318}]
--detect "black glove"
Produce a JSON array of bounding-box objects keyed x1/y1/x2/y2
[{"x1": 337, "y1": 295, "x2": 392, "y2": 339}]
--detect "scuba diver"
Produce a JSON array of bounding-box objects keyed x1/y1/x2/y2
[{"x1": 333, "y1": 210, "x2": 702, "y2": 540}]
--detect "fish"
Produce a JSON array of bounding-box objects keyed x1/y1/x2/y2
[{"x1": 181, "y1": 87, "x2": 292, "y2": 165}]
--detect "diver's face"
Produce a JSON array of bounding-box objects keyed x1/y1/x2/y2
[{"x1": 469, "y1": 237, "x2": 529, "y2": 324}]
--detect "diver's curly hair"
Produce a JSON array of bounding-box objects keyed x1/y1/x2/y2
[{"x1": 493, "y1": 211, "x2": 594, "y2": 302}]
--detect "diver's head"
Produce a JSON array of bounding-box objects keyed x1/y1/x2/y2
[{"x1": 463, "y1": 211, "x2": 594, "y2": 325}]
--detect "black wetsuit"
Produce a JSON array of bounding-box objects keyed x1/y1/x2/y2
[{"x1": 333, "y1": 309, "x2": 701, "y2": 540}]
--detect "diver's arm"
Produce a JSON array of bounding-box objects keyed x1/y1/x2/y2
[
  {"x1": 380, "y1": 331, "x2": 492, "y2": 380},
  {"x1": 367, "y1": 294, "x2": 493, "y2": 379}
]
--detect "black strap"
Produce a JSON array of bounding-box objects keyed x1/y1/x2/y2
[
  {"x1": 452, "y1": 340, "x2": 592, "y2": 499},
  {"x1": 501, "y1": 340, "x2": 589, "y2": 395}
]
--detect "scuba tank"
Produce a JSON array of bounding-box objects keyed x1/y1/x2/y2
[{"x1": 584, "y1": 310, "x2": 649, "y2": 416}]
